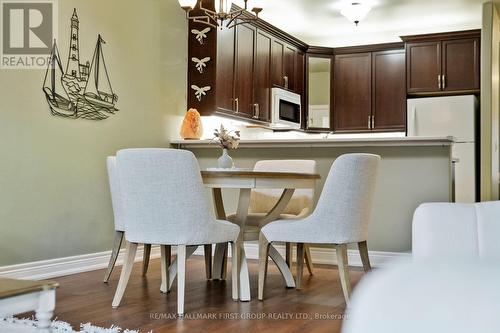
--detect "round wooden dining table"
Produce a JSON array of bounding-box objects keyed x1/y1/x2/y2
[{"x1": 201, "y1": 169, "x2": 320, "y2": 301}]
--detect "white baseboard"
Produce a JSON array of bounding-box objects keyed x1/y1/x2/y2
[
  {"x1": 193, "y1": 243, "x2": 411, "y2": 268},
  {"x1": 0, "y1": 245, "x2": 162, "y2": 281},
  {"x1": 0, "y1": 244, "x2": 411, "y2": 281}
]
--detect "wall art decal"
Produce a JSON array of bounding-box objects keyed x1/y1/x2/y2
[
  {"x1": 191, "y1": 57, "x2": 211, "y2": 73},
  {"x1": 42, "y1": 9, "x2": 118, "y2": 120},
  {"x1": 191, "y1": 85, "x2": 211, "y2": 101},
  {"x1": 191, "y1": 27, "x2": 211, "y2": 44}
]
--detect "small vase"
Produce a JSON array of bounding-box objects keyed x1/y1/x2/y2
[{"x1": 218, "y1": 148, "x2": 234, "y2": 169}]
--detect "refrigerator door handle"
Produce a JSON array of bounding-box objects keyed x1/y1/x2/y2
[{"x1": 408, "y1": 106, "x2": 417, "y2": 136}]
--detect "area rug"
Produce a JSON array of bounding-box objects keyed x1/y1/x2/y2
[{"x1": 0, "y1": 317, "x2": 152, "y2": 333}]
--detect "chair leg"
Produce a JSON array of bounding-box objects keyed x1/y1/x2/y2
[
  {"x1": 230, "y1": 241, "x2": 239, "y2": 301},
  {"x1": 358, "y1": 241, "x2": 372, "y2": 273},
  {"x1": 177, "y1": 245, "x2": 187, "y2": 316},
  {"x1": 160, "y1": 245, "x2": 171, "y2": 293},
  {"x1": 335, "y1": 244, "x2": 351, "y2": 304},
  {"x1": 222, "y1": 244, "x2": 228, "y2": 280},
  {"x1": 304, "y1": 245, "x2": 314, "y2": 276},
  {"x1": 142, "y1": 244, "x2": 151, "y2": 276},
  {"x1": 285, "y1": 242, "x2": 292, "y2": 268},
  {"x1": 112, "y1": 242, "x2": 137, "y2": 308},
  {"x1": 204, "y1": 244, "x2": 212, "y2": 280},
  {"x1": 258, "y1": 234, "x2": 270, "y2": 301},
  {"x1": 103, "y1": 231, "x2": 124, "y2": 283},
  {"x1": 296, "y1": 243, "x2": 305, "y2": 289}
]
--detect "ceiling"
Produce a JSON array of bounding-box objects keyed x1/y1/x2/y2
[{"x1": 235, "y1": 0, "x2": 484, "y2": 47}]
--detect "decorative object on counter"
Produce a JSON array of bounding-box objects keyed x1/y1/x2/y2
[
  {"x1": 218, "y1": 149, "x2": 234, "y2": 169},
  {"x1": 180, "y1": 108, "x2": 204, "y2": 140},
  {"x1": 192, "y1": 56, "x2": 211, "y2": 73},
  {"x1": 191, "y1": 84, "x2": 212, "y2": 101},
  {"x1": 213, "y1": 125, "x2": 240, "y2": 169},
  {"x1": 191, "y1": 27, "x2": 211, "y2": 44},
  {"x1": 179, "y1": 0, "x2": 263, "y2": 29},
  {"x1": 340, "y1": 2, "x2": 372, "y2": 26}
]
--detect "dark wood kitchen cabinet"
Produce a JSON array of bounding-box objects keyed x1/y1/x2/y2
[
  {"x1": 216, "y1": 27, "x2": 235, "y2": 113},
  {"x1": 284, "y1": 45, "x2": 296, "y2": 90},
  {"x1": 215, "y1": 14, "x2": 307, "y2": 123},
  {"x1": 295, "y1": 51, "x2": 306, "y2": 115},
  {"x1": 372, "y1": 49, "x2": 406, "y2": 131},
  {"x1": 254, "y1": 30, "x2": 273, "y2": 121},
  {"x1": 216, "y1": 23, "x2": 257, "y2": 119},
  {"x1": 332, "y1": 44, "x2": 406, "y2": 133},
  {"x1": 233, "y1": 23, "x2": 256, "y2": 117},
  {"x1": 271, "y1": 40, "x2": 284, "y2": 88},
  {"x1": 271, "y1": 39, "x2": 300, "y2": 91},
  {"x1": 403, "y1": 30, "x2": 480, "y2": 95},
  {"x1": 406, "y1": 41, "x2": 441, "y2": 93},
  {"x1": 442, "y1": 38, "x2": 480, "y2": 92},
  {"x1": 333, "y1": 53, "x2": 372, "y2": 132}
]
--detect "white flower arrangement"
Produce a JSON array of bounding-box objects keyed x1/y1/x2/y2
[{"x1": 213, "y1": 124, "x2": 241, "y2": 150}]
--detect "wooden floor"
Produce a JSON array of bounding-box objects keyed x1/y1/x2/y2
[{"x1": 43, "y1": 256, "x2": 364, "y2": 333}]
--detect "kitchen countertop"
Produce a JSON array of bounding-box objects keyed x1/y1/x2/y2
[{"x1": 170, "y1": 136, "x2": 455, "y2": 149}]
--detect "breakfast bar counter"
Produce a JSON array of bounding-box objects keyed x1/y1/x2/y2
[
  {"x1": 171, "y1": 136, "x2": 454, "y2": 149},
  {"x1": 171, "y1": 136, "x2": 454, "y2": 256}
]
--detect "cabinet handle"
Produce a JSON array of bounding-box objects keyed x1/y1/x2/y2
[
  {"x1": 371, "y1": 115, "x2": 375, "y2": 129},
  {"x1": 234, "y1": 98, "x2": 239, "y2": 113},
  {"x1": 368, "y1": 115, "x2": 371, "y2": 129},
  {"x1": 283, "y1": 76, "x2": 289, "y2": 89},
  {"x1": 437, "y1": 75, "x2": 441, "y2": 90},
  {"x1": 253, "y1": 103, "x2": 260, "y2": 119},
  {"x1": 442, "y1": 75, "x2": 446, "y2": 89}
]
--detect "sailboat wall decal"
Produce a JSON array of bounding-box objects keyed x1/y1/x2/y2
[{"x1": 42, "y1": 9, "x2": 118, "y2": 121}]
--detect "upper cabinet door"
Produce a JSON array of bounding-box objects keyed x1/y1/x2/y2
[
  {"x1": 406, "y1": 41, "x2": 441, "y2": 93},
  {"x1": 334, "y1": 53, "x2": 372, "y2": 132},
  {"x1": 234, "y1": 24, "x2": 256, "y2": 117},
  {"x1": 295, "y1": 51, "x2": 306, "y2": 119},
  {"x1": 254, "y1": 30, "x2": 272, "y2": 122},
  {"x1": 372, "y1": 50, "x2": 406, "y2": 131},
  {"x1": 216, "y1": 27, "x2": 235, "y2": 113},
  {"x1": 283, "y1": 45, "x2": 296, "y2": 90},
  {"x1": 442, "y1": 38, "x2": 480, "y2": 92},
  {"x1": 271, "y1": 40, "x2": 284, "y2": 87}
]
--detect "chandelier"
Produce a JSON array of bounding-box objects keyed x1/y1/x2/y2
[{"x1": 178, "y1": 0, "x2": 263, "y2": 29}]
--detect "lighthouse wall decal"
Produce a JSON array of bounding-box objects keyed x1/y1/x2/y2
[{"x1": 42, "y1": 9, "x2": 118, "y2": 121}]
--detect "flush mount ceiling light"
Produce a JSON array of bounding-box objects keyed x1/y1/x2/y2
[
  {"x1": 340, "y1": 2, "x2": 372, "y2": 26},
  {"x1": 179, "y1": 0, "x2": 263, "y2": 29}
]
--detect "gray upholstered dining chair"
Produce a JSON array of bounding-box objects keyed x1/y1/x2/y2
[
  {"x1": 227, "y1": 160, "x2": 317, "y2": 274},
  {"x1": 103, "y1": 156, "x2": 152, "y2": 283},
  {"x1": 258, "y1": 153, "x2": 381, "y2": 304},
  {"x1": 111, "y1": 149, "x2": 240, "y2": 315},
  {"x1": 106, "y1": 156, "x2": 214, "y2": 283}
]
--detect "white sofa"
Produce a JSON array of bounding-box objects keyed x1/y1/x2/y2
[
  {"x1": 342, "y1": 201, "x2": 500, "y2": 333},
  {"x1": 413, "y1": 201, "x2": 500, "y2": 260}
]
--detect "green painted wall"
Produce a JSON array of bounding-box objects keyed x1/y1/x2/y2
[{"x1": 0, "y1": 0, "x2": 187, "y2": 265}]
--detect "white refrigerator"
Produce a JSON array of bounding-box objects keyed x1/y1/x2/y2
[{"x1": 407, "y1": 95, "x2": 478, "y2": 203}]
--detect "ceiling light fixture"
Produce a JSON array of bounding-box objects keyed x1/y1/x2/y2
[
  {"x1": 179, "y1": 0, "x2": 263, "y2": 29},
  {"x1": 340, "y1": 2, "x2": 372, "y2": 26}
]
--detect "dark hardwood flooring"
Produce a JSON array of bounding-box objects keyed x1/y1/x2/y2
[{"x1": 36, "y1": 257, "x2": 364, "y2": 333}]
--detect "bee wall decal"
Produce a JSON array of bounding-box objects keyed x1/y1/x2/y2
[
  {"x1": 191, "y1": 57, "x2": 211, "y2": 73},
  {"x1": 191, "y1": 27, "x2": 211, "y2": 44},
  {"x1": 191, "y1": 85, "x2": 211, "y2": 101}
]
